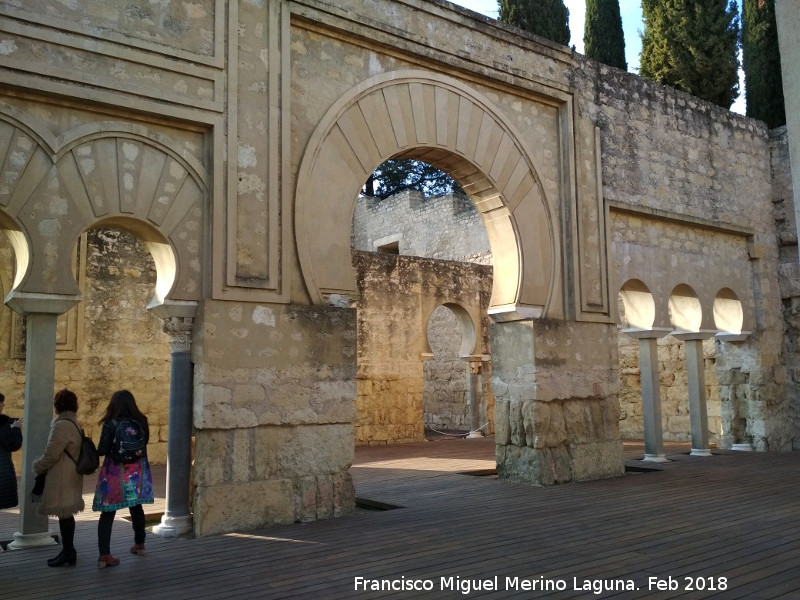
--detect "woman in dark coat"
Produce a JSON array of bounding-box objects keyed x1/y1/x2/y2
[
  {"x1": 0, "y1": 392, "x2": 23, "y2": 509},
  {"x1": 92, "y1": 389, "x2": 153, "y2": 568}
]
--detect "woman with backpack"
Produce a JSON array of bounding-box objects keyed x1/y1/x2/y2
[
  {"x1": 32, "y1": 389, "x2": 86, "y2": 567},
  {"x1": 92, "y1": 389, "x2": 153, "y2": 568}
]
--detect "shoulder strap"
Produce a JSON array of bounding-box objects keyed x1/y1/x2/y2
[{"x1": 63, "y1": 419, "x2": 83, "y2": 464}]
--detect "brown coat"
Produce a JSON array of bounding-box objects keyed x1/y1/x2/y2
[{"x1": 32, "y1": 412, "x2": 85, "y2": 518}]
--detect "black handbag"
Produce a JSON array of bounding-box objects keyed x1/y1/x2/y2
[{"x1": 65, "y1": 420, "x2": 99, "y2": 475}]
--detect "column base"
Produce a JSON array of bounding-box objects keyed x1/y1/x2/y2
[
  {"x1": 731, "y1": 443, "x2": 753, "y2": 451},
  {"x1": 690, "y1": 448, "x2": 712, "y2": 456},
  {"x1": 7, "y1": 530, "x2": 58, "y2": 550},
  {"x1": 466, "y1": 431, "x2": 484, "y2": 439},
  {"x1": 642, "y1": 454, "x2": 669, "y2": 463},
  {"x1": 152, "y1": 514, "x2": 193, "y2": 537}
]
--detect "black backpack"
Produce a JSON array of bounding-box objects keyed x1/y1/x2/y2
[{"x1": 111, "y1": 418, "x2": 147, "y2": 463}]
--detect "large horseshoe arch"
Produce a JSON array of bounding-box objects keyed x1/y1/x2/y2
[{"x1": 295, "y1": 70, "x2": 560, "y2": 321}]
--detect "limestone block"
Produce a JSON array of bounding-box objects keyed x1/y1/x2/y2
[
  {"x1": 194, "y1": 479, "x2": 295, "y2": 537},
  {"x1": 526, "y1": 400, "x2": 567, "y2": 449},
  {"x1": 316, "y1": 476, "x2": 334, "y2": 520},
  {"x1": 333, "y1": 472, "x2": 356, "y2": 518},
  {"x1": 509, "y1": 400, "x2": 525, "y2": 446},
  {"x1": 495, "y1": 399, "x2": 510, "y2": 445},
  {"x1": 295, "y1": 476, "x2": 318, "y2": 523},
  {"x1": 570, "y1": 441, "x2": 625, "y2": 481},
  {"x1": 193, "y1": 430, "x2": 230, "y2": 487},
  {"x1": 253, "y1": 423, "x2": 354, "y2": 480},
  {"x1": 496, "y1": 444, "x2": 572, "y2": 486}
]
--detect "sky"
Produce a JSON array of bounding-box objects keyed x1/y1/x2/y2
[{"x1": 452, "y1": 0, "x2": 746, "y2": 114}]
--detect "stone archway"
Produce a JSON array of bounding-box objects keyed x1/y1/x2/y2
[
  {"x1": 0, "y1": 111, "x2": 206, "y2": 545},
  {"x1": 296, "y1": 70, "x2": 559, "y2": 321}
]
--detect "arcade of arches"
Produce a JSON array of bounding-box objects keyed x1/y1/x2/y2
[{"x1": 0, "y1": 0, "x2": 799, "y2": 538}]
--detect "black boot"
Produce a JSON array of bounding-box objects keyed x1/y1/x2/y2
[{"x1": 48, "y1": 548, "x2": 76, "y2": 567}]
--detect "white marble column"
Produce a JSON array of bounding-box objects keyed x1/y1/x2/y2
[
  {"x1": 5, "y1": 293, "x2": 80, "y2": 549},
  {"x1": 623, "y1": 328, "x2": 671, "y2": 463},
  {"x1": 673, "y1": 332, "x2": 715, "y2": 456}
]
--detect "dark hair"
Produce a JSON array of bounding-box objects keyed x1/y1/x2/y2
[
  {"x1": 0, "y1": 392, "x2": 5, "y2": 402},
  {"x1": 99, "y1": 389, "x2": 148, "y2": 427},
  {"x1": 53, "y1": 389, "x2": 78, "y2": 413}
]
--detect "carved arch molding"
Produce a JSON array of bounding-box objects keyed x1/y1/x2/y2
[
  {"x1": 0, "y1": 110, "x2": 206, "y2": 304},
  {"x1": 296, "y1": 70, "x2": 560, "y2": 321}
]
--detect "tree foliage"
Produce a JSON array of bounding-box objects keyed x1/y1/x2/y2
[
  {"x1": 363, "y1": 160, "x2": 463, "y2": 200},
  {"x1": 640, "y1": 0, "x2": 740, "y2": 109},
  {"x1": 584, "y1": 0, "x2": 627, "y2": 70},
  {"x1": 498, "y1": 0, "x2": 570, "y2": 46},
  {"x1": 742, "y1": 0, "x2": 785, "y2": 128}
]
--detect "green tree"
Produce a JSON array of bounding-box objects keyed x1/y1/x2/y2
[
  {"x1": 640, "y1": 0, "x2": 740, "y2": 109},
  {"x1": 742, "y1": 0, "x2": 785, "y2": 128},
  {"x1": 498, "y1": 0, "x2": 570, "y2": 46},
  {"x1": 363, "y1": 160, "x2": 463, "y2": 200},
  {"x1": 584, "y1": 0, "x2": 627, "y2": 70}
]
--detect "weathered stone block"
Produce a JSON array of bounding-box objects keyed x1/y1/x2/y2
[{"x1": 194, "y1": 479, "x2": 295, "y2": 537}]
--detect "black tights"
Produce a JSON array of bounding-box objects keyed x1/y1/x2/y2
[
  {"x1": 97, "y1": 505, "x2": 146, "y2": 555},
  {"x1": 58, "y1": 516, "x2": 75, "y2": 552}
]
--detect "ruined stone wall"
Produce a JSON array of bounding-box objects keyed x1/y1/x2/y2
[
  {"x1": 352, "y1": 251, "x2": 493, "y2": 445},
  {"x1": 192, "y1": 301, "x2": 356, "y2": 535},
  {"x1": 353, "y1": 191, "x2": 492, "y2": 265},
  {"x1": 772, "y1": 127, "x2": 800, "y2": 448},
  {"x1": 353, "y1": 188, "x2": 725, "y2": 443},
  {"x1": 577, "y1": 58, "x2": 791, "y2": 451}
]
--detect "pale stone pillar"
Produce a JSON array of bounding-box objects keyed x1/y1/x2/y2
[
  {"x1": 462, "y1": 356, "x2": 487, "y2": 438},
  {"x1": 776, "y1": 2, "x2": 800, "y2": 259},
  {"x1": 673, "y1": 332, "x2": 715, "y2": 456},
  {"x1": 5, "y1": 293, "x2": 80, "y2": 549},
  {"x1": 148, "y1": 301, "x2": 197, "y2": 537},
  {"x1": 492, "y1": 319, "x2": 624, "y2": 485},
  {"x1": 623, "y1": 329, "x2": 670, "y2": 462}
]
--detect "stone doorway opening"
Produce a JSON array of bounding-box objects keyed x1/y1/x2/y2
[{"x1": 351, "y1": 159, "x2": 495, "y2": 450}]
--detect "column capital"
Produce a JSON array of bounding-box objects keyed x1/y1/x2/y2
[
  {"x1": 162, "y1": 316, "x2": 194, "y2": 354},
  {"x1": 621, "y1": 327, "x2": 671, "y2": 340},
  {"x1": 4, "y1": 291, "x2": 81, "y2": 316},
  {"x1": 671, "y1": 330, "x2": 716, "y2": 341}
]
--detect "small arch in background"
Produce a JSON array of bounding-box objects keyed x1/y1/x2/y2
[
  {"x1": 668, "y1": 284, "x2": 702, "y2": 332},
  {"x1": 618, "y1": 279, "x2": 655, "y2": 329},
  {"x1": 713, "y1": 288, "x2": 744, "y2": 335}
]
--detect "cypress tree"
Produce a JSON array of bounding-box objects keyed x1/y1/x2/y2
[
  {"x1": 498, "y1": 0, "x2": 570, "y2": 46},
  {"x1": 742, "y1": 0, "x2": 785, "y2": 128},
  {"x1": 584, "y1": 0, "x2": 627, "y2": 70},
  {"x1": 640, "y1": 0, "x2": 740, "y2": 109}
]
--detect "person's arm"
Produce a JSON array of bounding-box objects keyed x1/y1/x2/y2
[
  {"x1": 32, "y1": 421, "x2": 69, "y2": 475},
  {"x1": 97, "y1": 421, "x2": 114, "y2": 456}
]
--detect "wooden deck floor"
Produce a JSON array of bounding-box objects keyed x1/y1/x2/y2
[{"x1": 2, "y1": 437, "x2": 799, "y2": 599}]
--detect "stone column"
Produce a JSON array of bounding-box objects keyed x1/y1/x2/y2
[
  {"x1": 5, "y1": 293, "x2": 80, "y2": 549},
  {"x1": 463, "y1": 357, "x2": 486, "y2": 438},
  {"x1": 673, "y1": 332, "x2": 715, "y2": 456},
  {"x1": 623, "y1": 329, "x2": 670, "y2": 462},
  {"x1": 492, "y1": 319, "x2": 624, "y2": 485},
  {"x1": 148, "y1": 301, "x2": 197, "y2": 537}
]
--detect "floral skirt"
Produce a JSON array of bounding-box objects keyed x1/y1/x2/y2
[{"x1": 92, "y1": 456, "x2": 154, "y2": 512}]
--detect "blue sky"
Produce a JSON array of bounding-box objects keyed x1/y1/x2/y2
[{"x1": 453, "y1": 0, "x2": 745, "y2": 114}]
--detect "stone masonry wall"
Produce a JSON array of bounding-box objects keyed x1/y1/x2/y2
[
  {"x1": 353, "y1": 191, "x2": 492, "y2": 265},
  {"x1": 576, "y1": 58, "x2": 791, "y2": 451},
  {"x1": 353, "y1": 189, "x2": 725, "y2": 444},
  {"x1": 352, "y1": 251, "x2": 493, "y2": 445},
  {"x1": 192, "y1": 301, "x2": 357, "y2": 536}
]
